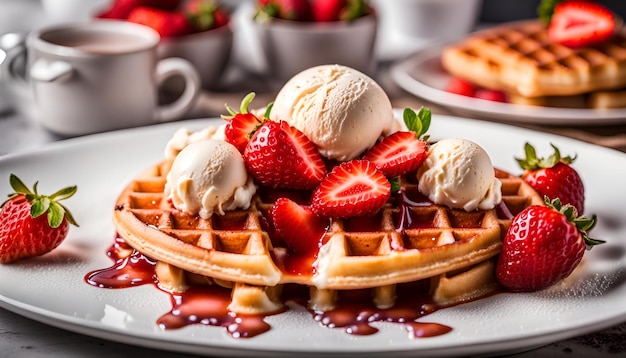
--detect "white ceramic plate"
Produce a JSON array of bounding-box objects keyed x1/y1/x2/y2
[
  {"x1": 0, "y1": 116, "x2": 625, "y2": 357},
  {"x1": 390, "y1": 44, "x2": 626, "y2": 125}
]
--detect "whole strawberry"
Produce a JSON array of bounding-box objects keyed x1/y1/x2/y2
[
  {"x1": 517, "y1": 142, "x2": 585, "y2": 214},
  {"x1": 496, "y1": 197, "x2": 602, "y2": 292},
  {"x1": 0, "y1": 174, "x2": 78, "y2": 264}
]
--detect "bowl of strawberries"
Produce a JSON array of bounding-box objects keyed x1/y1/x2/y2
[
  {"x1": 96, "y1": 0, "x2": 234, "y2": 90},
  {"x1": 251, "y1": 0, "x2": 377, "y2": 81}
]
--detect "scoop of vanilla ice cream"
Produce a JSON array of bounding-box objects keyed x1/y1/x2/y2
[
  {"x1": 270, "y1": 64, "x2": 394, "y2": 161},
  {"x1": 164, "y1": 125, "x2": 225, "y2": 159},
  {"x1": 164, "y1": 139, "x2": 256, "y2": 218},
  {"x1": 417, "y1": 138, "x2": 502, "y2": 211}
]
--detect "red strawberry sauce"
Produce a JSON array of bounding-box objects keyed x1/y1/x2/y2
[{"x1": 85, "y1": 187, "x2": 513, "y2": 339}]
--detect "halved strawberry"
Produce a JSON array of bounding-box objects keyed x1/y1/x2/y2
[
  {"x1": 311, "y1": 160, "x2": 390, "y2": 218},
  {"x1": 362, "y1": 107, "x2": 430, "y2": 178},
  {"x1": 271, "y1": 197, "x2": 329, "y2": 255},
  {"x1": 547, "y1": 0, "x2": 618, "y2": 48},
  {"x1": 222, "y1": 92, "x2": 264, "y2": 154},
  {"x1": 244, "y1": 120, "x2": 326, "y2": 189},
  {"x1": 362, "y1": 132, "x2": 427, "y2": 178}
]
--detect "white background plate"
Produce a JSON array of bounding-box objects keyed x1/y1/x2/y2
[
  {"x1": 0, "y1": 116, "x2": 625, "y2": 357},
  {"x1": 390, "y1": 44, "x2": 626, "y2": 126}
]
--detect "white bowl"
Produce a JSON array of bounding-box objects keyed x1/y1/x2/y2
[
  {"x1": 158, "y1": 24, "x2": 233, "y2": 90},
  {"x1": 373, "y1": 0, "x2": 482, "y2": 42},
  {"x1": 252, "y1": 13, "x2": 378, "y2": 81}
]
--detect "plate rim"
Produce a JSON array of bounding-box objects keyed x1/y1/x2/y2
[
  {"x1": 0, "y1": 116, "x2": 625, "y2": 357},
  {"x1": 389, "y1": 43, "x2": 626, "y2": 126}
]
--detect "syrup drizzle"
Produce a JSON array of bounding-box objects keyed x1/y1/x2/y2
[
  {"x1": 85, "y1": 185, "x2": 520, "y2": 340},
  {"x1": 85, "y1": 236, "x2": 453, "y2": 339}
]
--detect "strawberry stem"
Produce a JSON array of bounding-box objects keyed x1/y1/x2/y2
[
  {"x1": 544, "y1": 196, "x2": 603, "y2": 248},
  {"x1": 517, "y1": 142, "x2": 576, "y2": 170},
  {"x1": 4, "y1": 174, "x2": 79, "y2": 228},
  {"x1": 223, "y1": 92, "x2": 256, "y2": 118}
]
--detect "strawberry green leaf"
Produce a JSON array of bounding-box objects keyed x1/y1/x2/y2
[
  {"x1": 264, "y1": 102, "x2": 274, "y2": 119},
  {"x1": 9, "y1": 173, "x2": 32, "y2": 195},
  {"x1": 4, "y1": 174, "x2": 79, "y2": 227},
  {"x1": 59, "y1": 203, "x2": 79, "y2": 227},
  {"x1": 47, "y1": 202, "x2": 65, "y2": 228},
  {"x1": 516, "y1": 142, "x2": 575, "y2": 170},
  {"x1": 30, "y1": 197, "x2": 51, "y2": 218},
  {"x1": 49, "y1": 185, "x2": 78, "y2": 201},
  {"x1": 537, "y1": 0, "x2": 565, "y2": 24}
]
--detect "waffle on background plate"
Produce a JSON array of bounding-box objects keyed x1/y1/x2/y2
[
  {"x1": 112, "y1": 158, "x2": 543, "y2": 314},
  {"x1": 441, "y1": 20, "x2": 626, "y2": 108}
]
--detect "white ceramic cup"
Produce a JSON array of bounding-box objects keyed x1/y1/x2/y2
[
  {"x1": 374, "y1": 0, "x2": 482, "y2": 41},
  {"x1": 12, "y1": 20, "x2": 201, "y2": 136}
]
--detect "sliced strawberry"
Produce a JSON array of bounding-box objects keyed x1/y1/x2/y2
[
  {"x1": 311, "y1": 160, "x2": 390, "y2": 218},
  {"x1": 445, "y1": 77, "x2": 477, "y2": 97},
  {"x1": 127, "y1": 6, "x2": 192, "y2": 37},
  {"x1": 244, "y1": 120, "x2": 326, "y2": 189},
  {"x1": 271, "y1": 197, "x2": 328, "y2": 255},
  {"x1": 222, "y1": 92, "x2": 264, "y2": 153},
  {"x1": 474, "y1": 89, "x2": 508, "y2": 103},
  {"x1": 547, "y1": 0, "x2": 618, "y2": 48},
  {"x1": 362, "y1": 131, "x2": 428, "y2": 178}
]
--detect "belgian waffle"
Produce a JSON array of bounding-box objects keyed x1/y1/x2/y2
[
  {"x1": 441, "y1": 20, "x2": 626, "y2": 98},
  {"x1": 112, "y1": 159, "x2": 543, "y2": 313},
  {"x1": 507, "y1": 87, "x2": 626, "y2": 109}
]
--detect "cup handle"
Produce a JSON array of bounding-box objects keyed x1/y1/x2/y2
[
  {"x1": 155, "y1": 57, "x2": 201, "y2": 122},
  {"x1": 30, "y1": 58, "x2": 74, "y2": 82},
  {"x1": 1, "y1": 33, "x2": 28, "y2": 87}
]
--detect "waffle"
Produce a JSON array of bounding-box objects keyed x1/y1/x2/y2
[
  {"x1": 441, "y1": 20, "x2": 626, "y2": 98},
  {"x1": 507, "y1": 87, "x2": 626, "y2": 109},
  {"x1": 112, "y1": 159, "x2": 543, "y2": 313}
]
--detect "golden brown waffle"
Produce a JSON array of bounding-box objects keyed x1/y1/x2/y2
[
  {"x1": 112, "y1": 160, "x2": 543, "y2": 312},
  {"x1": 507, "y1": 88, "x2": 626, "y2": 109},
  {"x1": 441, "y1": 20, "x2": 626, "y2": 98}
]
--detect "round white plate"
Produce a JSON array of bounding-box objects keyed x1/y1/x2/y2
[
  {"x1": 390, "y1": 44, "x2": 626, "y2": 126},
  {"x1": 0, "y1": 116, "x2": 625, "y2": 357}
]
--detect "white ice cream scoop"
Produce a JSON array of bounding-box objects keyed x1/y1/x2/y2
[
  {"x1": 416, "y1": 138, "x2": 502, "y2": 211},
  {"x1": 164, "y1": 139, "x2": 256, "y2": 218},
  {"x1": 270, "y1": 64, "x2": 395, "y2": 161}
]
